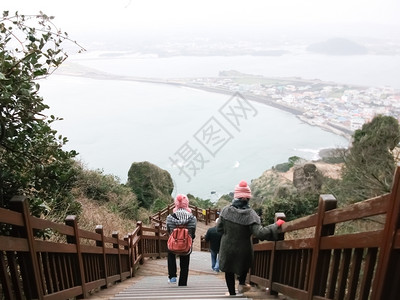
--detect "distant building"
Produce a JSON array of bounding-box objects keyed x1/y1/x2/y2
[{"x1": 350, "y1": 118, "x2": 365, "y2": 131}]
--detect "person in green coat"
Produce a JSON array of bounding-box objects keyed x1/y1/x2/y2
[{"x1": 217, "y1": 180, "x2": 285, "y2": 295}]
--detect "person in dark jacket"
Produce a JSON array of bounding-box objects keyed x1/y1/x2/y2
[
  {"x1": 166, "y1": 194, "x2": 197, "y2": 286},
  {"x1": 205, "y1": 218, "x2": 222, "y2": 272},
  {"x1": 217, "y1": 180, "x2": 285, "y2": 295}
]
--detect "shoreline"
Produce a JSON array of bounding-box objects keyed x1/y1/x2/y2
[
  {"x1": 181, "y1": 84, "x2": 352, "y2": 141},
  {"x1": 55, "y1": 67, "x2": 353, "y2": 141}
]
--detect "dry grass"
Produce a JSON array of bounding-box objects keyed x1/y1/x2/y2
[
  {"x1": 285, "y1": 227, "x2": 315, "y2": 240},
  {"x1": 77, "y1": 197, "x2": 138, "y2": 237},
  {"x1": 283, "y1": 215, "x2": 385, "y2": 241}
]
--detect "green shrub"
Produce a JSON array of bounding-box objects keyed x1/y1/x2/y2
[
  {"x1": 0, "y1": 11, "x2": 83, "y2": 218},
  {"x1": 274, "y1": 156, "x2": 302, "y2": 172},
  {"x1": 151, "y1": 198, "x2": 169, "y2": 213},
  {"x1": 274, "y1": 163, "x2": 291, "y2": 172},
  {"x1": 187, "y1": 194, "x2": 215, "y2": 209},
  {"x1": 262, "y1": 193, "x2": 319, "y2": 224}
]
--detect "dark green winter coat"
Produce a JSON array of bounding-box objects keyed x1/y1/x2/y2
[{"x1": 217, "y1": 200, "x2": 279, "y2": 275}]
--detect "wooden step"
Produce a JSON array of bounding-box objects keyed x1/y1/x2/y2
[
  {"x1": 110, "y1": 275, "x2": 252, "y2": 300},
  {"x1": 86, "y1": 251, "x2": 281, "y2": 299},
  {"x1": 87, "y1": 251, "x2": 282, "y2": 299}
]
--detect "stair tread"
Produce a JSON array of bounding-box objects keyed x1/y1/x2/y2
[{"x1": 111, "y1": 274, "x2": 253, "y2": 299}]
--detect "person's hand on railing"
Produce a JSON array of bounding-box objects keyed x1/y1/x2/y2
[{"x1": 276, "y1": 219, "x2": 285, "y2": 227}]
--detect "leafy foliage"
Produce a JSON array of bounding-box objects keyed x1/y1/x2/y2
[
  {"x1": 340, "y1": 115, "x2": 400, "y2": 203},
  {"x1": 72, "y1": 165, "x2": 139, "y2": 220},
  {"x1": 274, "y1": 156, "x2": 302, "y2": 172},
  {"x1": 262, "y1": 192, "x2": 319, "y2": 224},
  {"x1": 150, "y1": 198, "x2": 170, "y2": 213},
  {"x1": 251, "y1": 167, "x2": 320, "y2": 224},
  {"x1": 253, "y1": 115, "x2": 400, "y2": 224},
  {"x1": 0, "y1": 11, "x2": 84, "y2": 219},
  {"x1": 75, "y1": 166, "x2": 121, "y2": 201},
  {"x1": 187, "y1": 193, "x2": 215, "y2": 209},
  {"x1": 214, "y1": 194, "x2": 232, "y2": 209}
]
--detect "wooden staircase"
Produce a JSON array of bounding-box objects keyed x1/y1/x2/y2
[
  {"x1": 87, "y1": 251, "x2": 280, "y2": 300},
  {"x1": 84, "y1": 217, "x2": 282, "y2": 300},
  {"x1": 110, "y1": 275, "x2": 250, "y2": 299},
  {"x1": 99, "y1": 208, "x2": 282, "y2": 299},
  {"x1": 85, "y1": 220, "x2": 280, "y2": 299}
]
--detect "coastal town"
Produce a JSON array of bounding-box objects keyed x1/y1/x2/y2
[
  {"x1": 184, "y1": 71, "x2": 400, "y2": 140},
  {"x1": 58, "y1": 62, "x2": 399, "y2": 142}
]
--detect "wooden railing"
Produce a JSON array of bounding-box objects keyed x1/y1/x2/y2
[
  {"x1": 249, "y1": 164, "x2": 400, "y2": 300},
  {"x1": 4, "y1": 164, "x2": 399, "y2": 300},
  {"x1": 149, "y1": 203, "x2": 219, "y2": 229},
  {"x1": 0, "y1": 197, "x2": 168, "y2": 300},
  {"x1": 200, "y1": 236, "x2": 210, "y2": 252}
]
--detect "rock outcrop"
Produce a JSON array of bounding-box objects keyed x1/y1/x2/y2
[
  {"x1": 292, "y1": 163, "x2": 323, "y2": 193},
  {"x1": 127, "y1": 161, "x2": 174, "y2": 209},
  {"x1": 250, "y1": 161, "x2": 342, "y2": 203}
]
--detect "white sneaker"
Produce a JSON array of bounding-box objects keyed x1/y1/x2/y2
[{"x1": 168, "y1": 277, "x2": 177, "y2": 284}]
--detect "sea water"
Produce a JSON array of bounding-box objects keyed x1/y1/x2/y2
[
  {"x1": 71, "y1": 53, "x2": 400, "y2": 89},
  {"x1": 41, "y1": 73, "x2": 349, "y2": 199},
  {"x1": 41, "y1": 51, "x2": 400, "y2": 199}
]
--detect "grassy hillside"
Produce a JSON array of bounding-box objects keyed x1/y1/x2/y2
[{"x1": 75, "y1": 197, "x2": 138, "y2": 237}]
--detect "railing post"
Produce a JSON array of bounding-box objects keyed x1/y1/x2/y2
[
  {"x1": 128, "y1": 232, "x2": 135, "y2": 276},
  {"x1": 168, "y1": 204, "x2": 172, "y2": 215},
  {"x1": 155, "y1": 224, "x2": 161, "y2": 258},
  {"x1": 266, "y1": 212, "x2": 286, "y2": 296},
  {"x1": 112, "y1": 231, "x2": 123, "y2": 281},
  {"x1": 95, "y1": 225, "x2": 108, "y2": 286},
  {"x1": 65, "y1": 215, "x2": 88, "y2": 298},
  {"x1": 124, "y1": 235, "x2": 131, "y2": 277},
  {"x1": 371, "y1": 164, "x2": 400, "y2": 299},
  {"x1": 10, "y1": 196, "x2": 43, "y2": 300},
  {"x1": 307, "y1": 194, "x2": 337, "y2": 300},
  {"x1": 137, "y1": 221, "x2": 144, "y2": 264}
]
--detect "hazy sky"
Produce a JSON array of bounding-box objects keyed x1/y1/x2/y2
[{"x1": 3, "y1": 0, "x2": 400, "y2": 39}]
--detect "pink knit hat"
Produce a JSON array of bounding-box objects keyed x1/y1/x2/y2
[
  {"x1": 234, "y1": 180, "x2": 252, "y2": 199},
  {"x1": 173, "y1": 194, "x2": 191, "y2": 213}
]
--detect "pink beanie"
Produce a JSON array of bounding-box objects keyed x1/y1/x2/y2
[
  {"x1": 173, "y1": 194, "x2": 191, "y2": 213},
  {"x1": 234, "y1": 180, "x2": 252, "y2": 199}
]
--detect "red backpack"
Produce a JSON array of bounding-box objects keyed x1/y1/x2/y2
[{"x1": 167, "y1": 225, "x2": 192, "y2": 255}]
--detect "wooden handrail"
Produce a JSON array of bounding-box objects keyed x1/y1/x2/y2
[
  {"x1": 149, "y1": 203, "x2": 220, "y2": 227},
  {"x1": 0, "y1": 198, "x2": 168, "y2": 300},
  {"x1": 2, "y1": 165, "x2": 399, "y2": 299},
  {"x1": 249, "y1": 164, "x2": 400, "y2": 300}
]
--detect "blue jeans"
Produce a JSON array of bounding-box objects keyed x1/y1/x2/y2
[{"x1": 210, "y1": 249, "x2": 219, "y2": 271}]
